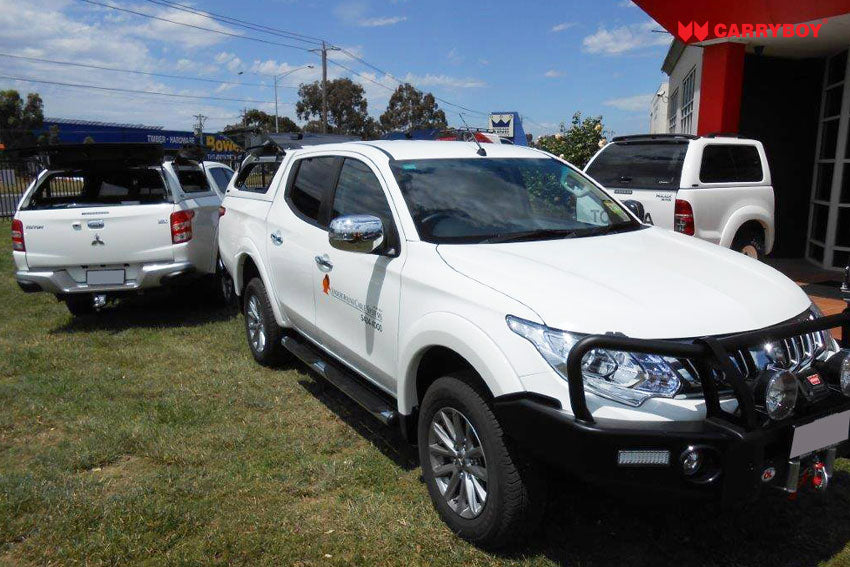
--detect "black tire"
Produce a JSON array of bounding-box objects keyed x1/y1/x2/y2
[
  {"x1": 732, "y1": 227, "x2": 765, "y2": 261},
  {"x1": 215, "y1": 256, "x2": 237, "y2": 308},
  {"x1": 418, "y1": 374, "x2": 545, "y2": 549},
  {"x1": 63, "y1": 294, "x2": 95, "y2": 316},
  {"x1": 243, "y1": 277, "x2": 286, "y2": 366}
]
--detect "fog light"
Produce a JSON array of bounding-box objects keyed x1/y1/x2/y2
[
  {"x1": 617, "y1": 450, "x2": 669, "y2": 466},
  {"x1": 763, "y1": 370, "x2": 798, "y2": 421},
  {"x1": 680, "y1": 447, "x2": 702, "y2": 476}
]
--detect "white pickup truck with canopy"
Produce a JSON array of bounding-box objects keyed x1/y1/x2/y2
[{"x1": 11, "y1": 143, "x2": 233, "y2": 315}]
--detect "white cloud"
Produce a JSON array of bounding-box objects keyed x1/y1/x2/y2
[
  {"x1": 544, "y1": 70, "x2": 563, "y2": 78},
  {"x1": 582, "y1": 21, "x2": 670, "y2": 55},
  {"x1": 603, "y1": 93, "x2": 654, "y2": 112},
  {"x1": 618, "y1": 0, "x2": 637, "y2": 7},
  {"x1": 401, "y1": 73, "x2": 485, "y2": 89},
  {"x1": 358, "y1": 15, "x2": 407, "y2": 27},
  {"x1": 551, "y1": 22, "x2": 575, "y2": 32}
]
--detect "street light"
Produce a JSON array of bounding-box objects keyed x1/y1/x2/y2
[{"x1": 274, "y1": 65, "x2": 314, "y2": 133}]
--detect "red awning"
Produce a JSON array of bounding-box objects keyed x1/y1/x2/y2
[{"x1": 634, "y1": 0, "x2": 850, "y2": 42}]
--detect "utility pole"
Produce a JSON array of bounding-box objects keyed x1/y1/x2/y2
[
  {"x1": 311, "y1": 42, "x2": 340, "y2": 134},
  {"x1": 193, "y1": 113, "x2": 207, "y2": 144},
  {"x1": 321, "y1": 41, "x2": 328, "y2": 133}
]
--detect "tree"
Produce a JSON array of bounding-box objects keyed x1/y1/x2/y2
[
  {"x1": 223, "y1": 109, "x2": 300, "y2": 134},
  {"x1": 295, "y1": 78, "x2": 372, "y2": 138},
  {"x1": 379, "y1": 83, "x2": 447, "y2": 132},
  {"x1": 0, "y1": 90, "x2": 44, "y2": 148},
  {"x1": 535, "y1": 112, "x2": 610, "y2": 168}
]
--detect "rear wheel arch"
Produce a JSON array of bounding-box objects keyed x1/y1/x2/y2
[
  {"x1": 234, "y1": 252, "x2": 287, "y2": 327},
  {"x1": 731, "y1": 219, "x2": 767, "y2": 259}
]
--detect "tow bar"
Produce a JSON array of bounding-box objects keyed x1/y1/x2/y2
[{"x1": 784, "y1": 448, "x2": 836, "y2": 498}]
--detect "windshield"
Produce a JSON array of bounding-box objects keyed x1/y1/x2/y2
[
  {"x1": 585, "y1": 142, "x2": 687, "y2": 189},
  {"x1": 389, "y1": 157, "x2": 639, "y2": 243},
  {"x1": 24, "y1": 168, "x2": 169, "y2": 209}
]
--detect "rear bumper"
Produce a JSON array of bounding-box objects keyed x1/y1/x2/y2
[
  {"x1": 15, "y1": 262, "x2": 198, "y2": 294},
  {"x1": 494, "y1": 394, "x2": 850, "y2": 502}
]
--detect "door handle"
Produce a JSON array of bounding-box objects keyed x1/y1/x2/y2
[
  {"x1": 270, "y1": 231, "x2": 283, "y2": 246},
  {"x1": 314, "y1": 255, "x2": 333, "y2": 271}
]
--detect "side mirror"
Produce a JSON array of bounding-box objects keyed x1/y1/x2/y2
[
  {"x1": 622, "y1": 199, "x2": 646, "y2": 222},
  {"x1": 329, "y1": 214, "x2": 384, "y2": 253}
]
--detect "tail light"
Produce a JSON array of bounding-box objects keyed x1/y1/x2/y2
[
  {"x1": 170, "y1": 210, "x2": 195, "y2": 244},
  {"x1": 11, "y1": 219, "x2": 25, "y2": 251},
  {"x1": 473, "y1": 132, "x2": 492, "y2": 144},
  {"x1": 674, "y1": 199, "x2": 695, "y2": 236},
  {"x1": 218, "y1": 206, "x2": 226, "y2": 217}
]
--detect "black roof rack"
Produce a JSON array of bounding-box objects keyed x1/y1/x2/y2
[{"x1": 611, "y1": 133, "x2": 698, "y2": 143}]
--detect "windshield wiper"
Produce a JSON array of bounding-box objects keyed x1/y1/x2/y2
[{"x1": 481, "y1": 228, "x2": 578, "y2": 244}]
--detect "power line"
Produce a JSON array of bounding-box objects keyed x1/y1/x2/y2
[
  {"x1": 327, "y1": 57, "x2": 489, "y2": 117},
  {"x1": 0, "y1": 74, "x2": 281, "y2": 104},
  {"x1": 78, "y1": 0, "x2": 313, "y2": 52},
  {"x1": 76, "y1": 0, "x2": 491, "y2": 119},
  {"x1": 141, "y1": 0, "x2": 325, "y2": 46},
  {"x1": 0, "y1": 52, "x2": 298, "y2": 89}
]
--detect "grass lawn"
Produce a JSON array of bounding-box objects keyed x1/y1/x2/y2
[{"x1": 2, "y1": 217, "x2": 850, "y2": 566}]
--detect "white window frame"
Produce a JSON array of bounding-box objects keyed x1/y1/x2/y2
[{"x1": 680, "y1": 67, "x2": 696, "y2": 135}]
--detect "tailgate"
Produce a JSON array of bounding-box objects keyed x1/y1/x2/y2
[
  {"x1": 18, "y1": 204, "x2": 175, "y2": 268},
  {"x1": 608, "y1": 187, "x2": 677, "y2": 228}
]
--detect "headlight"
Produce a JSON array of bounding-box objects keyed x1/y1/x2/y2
[{"x1": 507, "y1": 316, "x2": 681, "y2": 407}]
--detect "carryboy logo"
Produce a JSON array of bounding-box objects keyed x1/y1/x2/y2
[{"x1": 676, "y1": 20, "x2": 825, "y2": 43}]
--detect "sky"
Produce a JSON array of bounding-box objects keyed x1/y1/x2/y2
[{"x1": 0, "y1": 0, "x2": 674, "y2": 137}]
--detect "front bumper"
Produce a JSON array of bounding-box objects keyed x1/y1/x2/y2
[
  {"x1": 15, "y1": 262, "x2": 198, "y2": 294},
  {"x1": 495, "y1": 311, "x2": 850, "y2": 502},
  {"x1": 495, "y1": 394, "x2": 850, "y2": 502}
]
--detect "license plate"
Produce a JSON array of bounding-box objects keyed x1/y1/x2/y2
[
  {"x1": 790, "y1": 410, "x2": 850, "y2": 458},
  {"x1": 86, "y1": 269, "x2": 125, "y2": 285}
]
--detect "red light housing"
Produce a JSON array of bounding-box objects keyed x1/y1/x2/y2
[
  {"x1": 674, "y1": 199, "x2": 695, "y2": 236},
  {"x1": 218, "y1": 206, "x2": 226, "y2": 217},
  {"x1": 11, "y1": 219, "x2": 25, "y2": 251},
  {"x1": 170, "y1": 210, "x2": 195, "y2": 244}
]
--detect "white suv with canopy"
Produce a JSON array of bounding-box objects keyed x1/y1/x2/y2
[
  {"x1": 11, "y1": 144, "x2": 233, "y2": 315},
  {"x1": 218, "y1": 139, "x2": 850, "y2": 548}
]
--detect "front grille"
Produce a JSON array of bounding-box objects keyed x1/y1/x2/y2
[{"x1": 676, "y1": 317, "x2": 834, "y2": 392}]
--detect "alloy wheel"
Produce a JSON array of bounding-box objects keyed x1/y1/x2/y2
[
  {"x1": 246, "y1": 295, "x2": 266, "y2": 352},
  {"x1": 428, "y1": 407, "x2": 488, "y2": 519}
]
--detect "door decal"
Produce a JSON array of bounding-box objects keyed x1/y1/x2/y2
[{"x1": 322, "y1": 274, "x2": 330, "y2": 295}]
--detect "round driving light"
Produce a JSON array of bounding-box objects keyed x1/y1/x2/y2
[
  {"x1": 680, "y1": 447, "x2": 702, "y2": 476},
  {"x1": 764, "y1": 370, "x2": 798, "y2": 421}
]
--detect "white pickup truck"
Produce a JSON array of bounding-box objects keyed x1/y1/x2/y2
[
  {"x1": 219, "y1": 139, "x2": 850, "y2": 548},
  {"x1": 585, "y1": 134, "x2": 774, "y2": 260},
  {"x1": 11, "y1": 144, "x2": 234, "y2": 315}
]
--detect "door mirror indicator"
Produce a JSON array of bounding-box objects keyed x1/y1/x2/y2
[{"x1": 328, "y1": 215, "x2": 384, "y2": 253}]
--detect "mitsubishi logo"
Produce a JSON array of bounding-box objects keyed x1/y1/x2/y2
[{"x1": 91, "y1": 234, "x2": 105, "y2": 246}]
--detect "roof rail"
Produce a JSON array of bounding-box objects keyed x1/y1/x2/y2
[{"x1": 611, "y1": 133, "x2": 698, "y2": 143}]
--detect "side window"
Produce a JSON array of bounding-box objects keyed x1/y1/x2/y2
[
  {"x1": 700, "y1": 145, "x2": 763, "y2": 183},
  {"x1": 331, "y1": 159, "x2": 395, "y2": 232},
  {"x1": 176, "y1": 167, "x2": 210, "y2": 193},
  {"x1": 288, "y1": 156, "x2": 339, "y2": 225},
  {"x1": 209, "y1": 167, "x2": 233, "y2": 191}
]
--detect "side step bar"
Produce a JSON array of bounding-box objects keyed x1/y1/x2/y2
[{"x1": 281, "y1": 334, "x2": 399, "y2": 426}]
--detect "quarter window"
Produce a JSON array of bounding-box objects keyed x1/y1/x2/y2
[
  {"x1": 288, "y1": 156, "x2": 339, "y2": 224},
  {"x1": 699, "y1": 145, "x2": 763, "y2": 183}
]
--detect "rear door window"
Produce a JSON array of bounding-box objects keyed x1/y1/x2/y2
[
  {"x1": 287, "y1": 156, "x2": 340, "y2": 226},
  {"x1": 209, "y1": 167, "x2": 233, "y2": 192},
  {"x1": 24, "y1": 168, "x2": 169, "y2": 209},
  {"x1": 176, "y1": 167, "x2": 211, "y2": 193},
  {"x1": 699, "y1": 144, "x2": 763, "y2": 183},
  {"x1": 585, "y1": 142, "x2": 687, "y2": 189}
]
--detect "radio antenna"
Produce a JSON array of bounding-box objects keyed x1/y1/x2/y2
[{"x1": 458, "y1": 113, "x2": 486, "y2": 156}]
